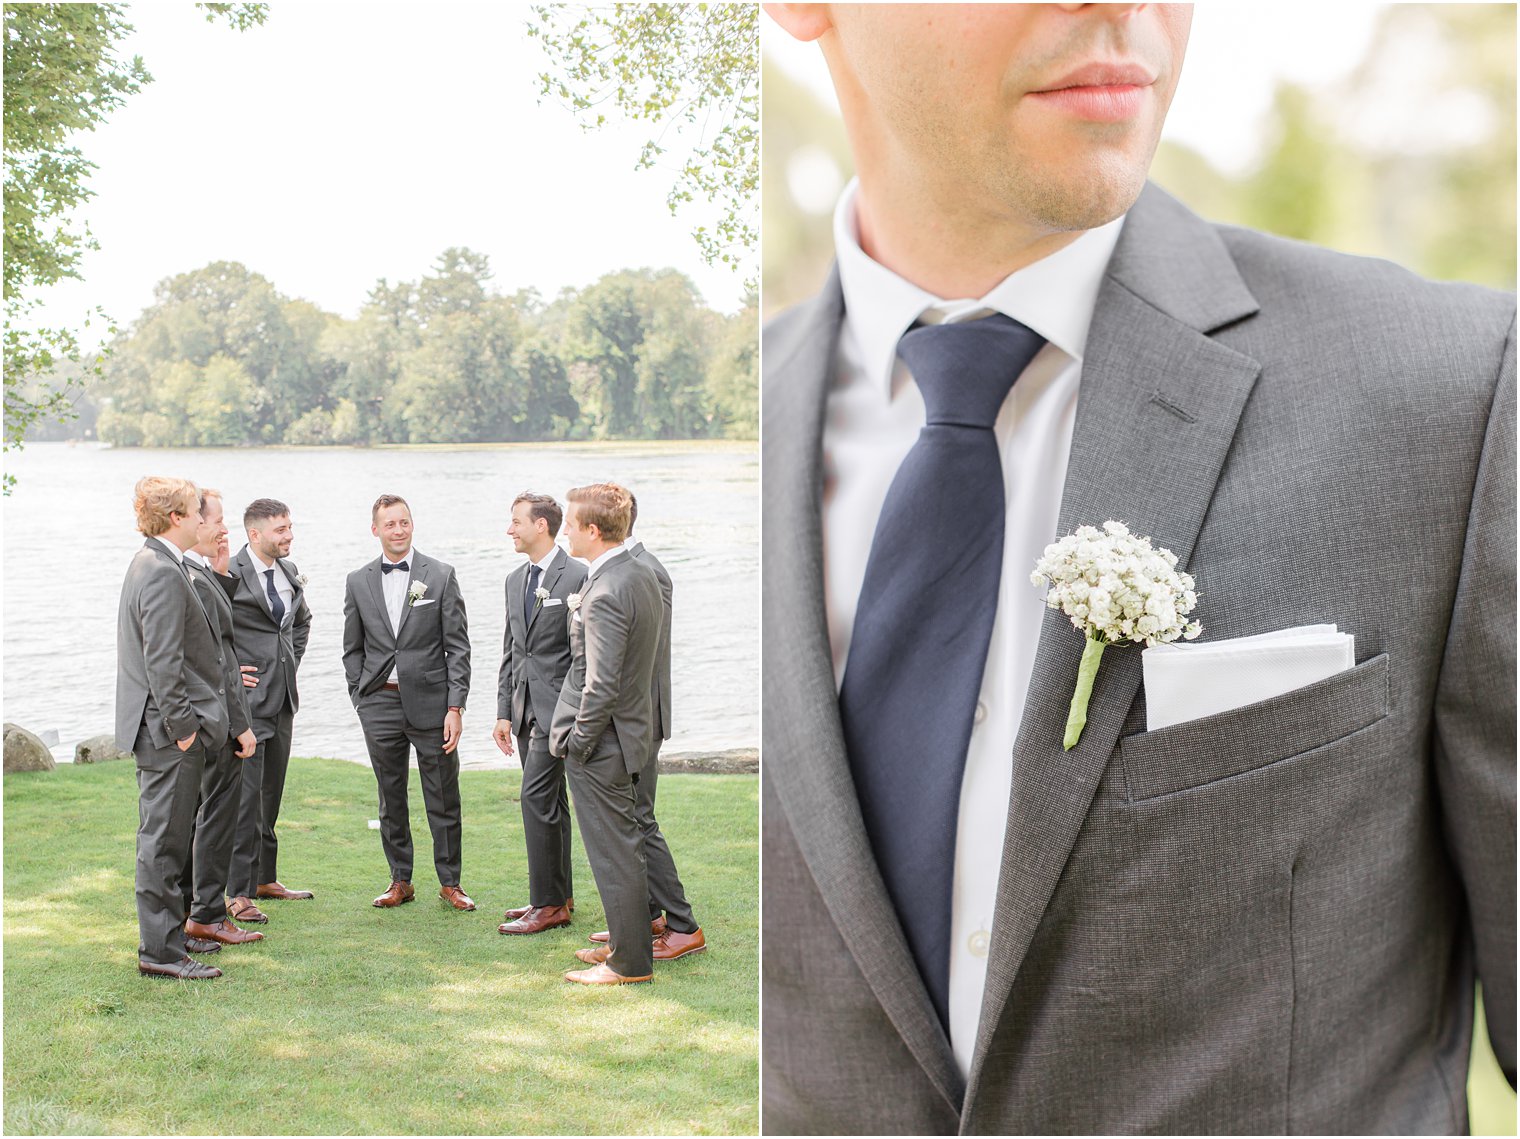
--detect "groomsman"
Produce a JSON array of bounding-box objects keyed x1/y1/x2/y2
[
  {"x1": 116, "y1": 477, "x2": 229, "y2": 979},
  {"x1": 220, "y1": 498, "x2": 313, "y2": 924},
  {"x1": 178, "y1": 488, "x2": 262, "y2": 948},
  {"x1": 493, "y1": 492, "x2": 587, "y2": 934},
  {"x1": 343, "y1": 494, "x2": 475, "y2": 910},
  {"x1": 586, "y1": 494, "x2": 705, "y2": 959},
  {"x1": 552, "y1": 483, "x2": 667, "y2": 984}
]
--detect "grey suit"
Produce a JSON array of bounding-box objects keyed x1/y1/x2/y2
[
  {"x1": 625, "y1": 540, "x2": 696, "y2": 933},
  {"x1": 177, "y1": 559, "x2": 253, "y2": 925},
  {"x1": 116, "y1": 539, "x2": 232, "y2": 966},
  {"x1": 343, "y1": 549, "x2": 471, "y2": 886},
  {"x1": 497, "y1": 544, "x2": 587, "y2": 905},
  {"x1": 761, "y1": 184, "x2": 1516, "y2": 1134},
  {"x1": 219, "y1": 545, "x2": 311, "y2": 896},
  {"x1": 550, "y1": 549, "x2": 663, "y2": 976}
]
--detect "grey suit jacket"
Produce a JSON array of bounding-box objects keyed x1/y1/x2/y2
[
  {"x1": 115, "y1": 540, "x2": 232, "y2": 753},
  {"x1": 342, "y1": 549, "x2": 470, "y2": 729},
  {"x1": 549, "y1": 550, "x2": 662, "y2": 774},
  {"x1": 186, "y1": 559, "x2": 251, "y2": 740},
  {"x1": 761, "y1": 183, "x2": 1516, "y2": 1135},
  {"x1": 497, "y1": 545, "x2": 587, "y2": 730},
  {"x1": 219, "y1": 545, "x2": 311, "y2": 731},
  {"x1": 628, "y1": 541, "x2": 673, "y2": 742}
]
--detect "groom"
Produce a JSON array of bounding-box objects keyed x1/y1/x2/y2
[
  {"x1": 551, "y1": 483, "x2": 665, "y2": 985},
  {"x1": 343, "y1": 494, "x2": 475, "y2": 911},
  {"x1": 493, "y1": 491, "x2": 587, "y2": 934}
]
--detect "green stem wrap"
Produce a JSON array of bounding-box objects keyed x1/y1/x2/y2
[{"x1": 1063, "y1": 634, "x2": 1107, "y2": 751}]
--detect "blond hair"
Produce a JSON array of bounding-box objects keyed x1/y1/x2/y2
[
  {"x1": 567, "y1": 483, "x2": 632, "y2": 544},
  {"x1": 134, "y1": 476, "x2": 198, "y2": 536}
]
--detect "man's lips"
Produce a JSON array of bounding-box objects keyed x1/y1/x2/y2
[{"x1": 1026, "y1": 61, "x2": 1156, "y2": 122}]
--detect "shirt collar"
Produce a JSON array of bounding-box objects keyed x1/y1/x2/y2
[
  {"x1": 625, "y1": 537, "x2": 643, "y2": 556},
  {"x1": 152, "y1": 535, "x2": 185, "y2": 564},
  {"x1": 530, "y1": 546, "x2": 560, "y2": 573},
  {"x1": 832, "y1": 177, "x2": 1126, "y2": 395},
  {"x1": 586, "y1": 543, "x2": 626, "y2": 581},
  {"x1": 249, "y1": 545, "x2": 277, "y2": 572}
]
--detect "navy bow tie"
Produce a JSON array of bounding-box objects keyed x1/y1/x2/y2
[{"x1": 381, "y1": 560, "x2": 409, "y2": 574}]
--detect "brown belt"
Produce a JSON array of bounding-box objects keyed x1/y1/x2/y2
[{"x1": 382, "y1": 681, "x2": 400, "y2": 691}]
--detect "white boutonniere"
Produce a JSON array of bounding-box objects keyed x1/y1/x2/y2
[
  {"x1": 566, "y1": 592, "x2": 582, "y2": 613},
  {"x1": 1031, "y1": 521, "x2": 1200, "y2": 750},
  {"x1": 295, "y1": 573, "x2": 309, "y2": 588},
  {"x1": 533, "y1": 585, "x2": 550, "y2": 613},
  {"x1": 407, "y1": 580, "x2": 428, "y2": 607}
]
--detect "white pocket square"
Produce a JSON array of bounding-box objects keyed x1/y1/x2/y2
[
  {"x1": 1142, "y1": 624, "x2": 1355, "y2": 731},
  {"x1": 411, "y1": 598, "x2": 436, "y2": 607},
  {"x1": 542, "y1": 598, "x2": 564, "y2": 608}
]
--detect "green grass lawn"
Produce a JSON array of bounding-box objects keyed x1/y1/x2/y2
[{"x1": 4, "y1": 758, "x2": 758, "y2": 1136}]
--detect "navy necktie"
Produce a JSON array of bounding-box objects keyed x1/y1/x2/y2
[
  {"x1": 525, "y1": 564, "x2": 542, "y2": 628},
  {"x1": 264, "y1": 568, "x2": 286, "y2": 626},
  {"x1": 837, "y1": 313, "x2": 1045, "y2": 1031}
]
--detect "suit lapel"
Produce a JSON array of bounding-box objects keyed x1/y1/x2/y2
[
  {"x1": 507, "y1": 560, "x2": 528, "y2": 646},
  {"x1": 366, "y1": 557, "x2": 394, "y2": 645},
  {"x1": 965, "y1": 185, "x2": 1264, "y2": 1101},
  {"x1": 764, "y1": 270, "x2": 967, "y2": 1111},
  {"x1": 236, "y1": 548, "x2": 271, "y2": 624},
  {"x1": 397, "y1": 553, "x2": 424, "y2": 636},
  {"x1": 527, "y1": 548, "x2": 562, "y2": 632}
]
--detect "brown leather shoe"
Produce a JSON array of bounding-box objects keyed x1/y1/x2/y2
[
  {"x1": 575, "y1": 944, "x2": 611, "y2": 965},
  {"x1": 503, "y1": 896, "x2": 574, "y2": 921},
  {"x1": 373, "y1": 881, "x2": 415, "y2": 908},
  {"x1": 498, "y1": 904, "x2": 571, "y2": 935},
  {"x1": 139, "y1": 957, "x2": 221, "y2": 980},
  {"x1": 184, "y1": 935, "x2": 222, "y2": 955},
  {"x1": 186, "y1": 917, "x2": 264, "y2": 945},
  {"x1": 589, "y1": 914, "x2": 667, "y2": 944},
  {"x1": 257, "y1": 881, "x2": 314, "y2": 900},
  {"x1": 653, "y1": 927, "x2": 706, "y2": 960},
  {"x1": 227, "y1": 896, "x2": 269, "y2": 924},
  {"x1": 439, "y1": 885, "x2": 476, "y2": 911},
  {"x1": 563, "y1": 963, "x2": 651, "y2": 985}
]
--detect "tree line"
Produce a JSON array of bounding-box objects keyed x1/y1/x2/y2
[{"x1": 42, "y1": 248, "x2": 756, "y2": 447}]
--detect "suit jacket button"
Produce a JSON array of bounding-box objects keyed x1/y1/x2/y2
[{"x1": 218, "y1": 688, "x2": 225, "y2": 695}]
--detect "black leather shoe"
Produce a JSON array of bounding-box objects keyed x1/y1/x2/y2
[{"x1": 139, "y1": 957, "x2": 222, "y2": 979}]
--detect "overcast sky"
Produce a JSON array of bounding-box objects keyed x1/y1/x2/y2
[{"x1": 29, "y1": 2, "x2": 750, "y2": 347}]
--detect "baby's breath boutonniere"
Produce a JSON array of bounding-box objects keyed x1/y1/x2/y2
[
  {"x1": 566, "y1": 592, "x2": 582, "y2": 613},
  {"x1": 295, "y1": 573, "x2": 309, "y2": 588},
  {"x1": 533, "y1": 585, "x2": 550, "y2": 613},
  {"x1": 407, "y1": 580, "x2": 428, "y2": 607},
  {"x1": 1031, "y1": 521, "x2": 1200, "y2": 750}
]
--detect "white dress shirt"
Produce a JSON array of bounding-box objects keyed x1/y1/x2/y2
[
  {"x1": 380, "y1": 550, "x2": 411, "y2": 681},
  {"x1": 249, "y1": 546, "x2": 295, "y2": 627},
  {"x1": 585, "y1": 543, "x2": 627, "y2": 583},
  {"x1": 825, "y1": 178, "x2": 1124, "y2": 1076},
  {"x1": 152, "y1": 535, "x2": 186, "y2": 566}
]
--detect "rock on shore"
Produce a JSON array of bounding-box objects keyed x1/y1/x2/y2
[
  {"x1": 4, "y1": 724, "x2": 56, "y2": 773},
  {"x1": 75, "y1": 735, "x2": 132, "y2": 764}
]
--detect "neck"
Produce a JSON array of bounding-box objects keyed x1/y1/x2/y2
[
  {"x1": 526, "y1": 541, "x2": 555, "y2": 564},
  {"x1": 249, "y1": 545, "x2": 276, "y2": 569},
  {"x1": 853, "y1": 179, "x2": 1084, "y2": 300},
  {"x1": 385, "y1": 548, "x2": 411, "y2": 562}
]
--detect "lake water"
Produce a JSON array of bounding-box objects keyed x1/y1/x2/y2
[{"x1": 3, "y1": 441, "x2": 758, "y2": 769}]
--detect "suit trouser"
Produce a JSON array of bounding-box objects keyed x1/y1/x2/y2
[
  {"x1": 517, "y1": 721, "x2": 574, "y2": 906},
  {"x1": 565, "y1": 732, "x2": 652, "y2": 977},
  {"x1": 635, "y1": 742, "x2": 697, "y2": 933},
  {"x1": 176, "y1": 734, "x2": 241, "y2": 924},
  {"x1": 359, "y1": 689, "x2": 462, "y2": 886},
  {"x1": 227, "y1": 707, "x2": 293, "y2": 897},
  {"x1": 134, "y1": 730, "x2": 207, "y2": 966}
]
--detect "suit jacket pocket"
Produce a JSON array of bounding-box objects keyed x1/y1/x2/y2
[
  {"x1": 1119, "y1": 653, "x2": 1390, "y2": 802},
  {"x1": 423, "y1": 667, "x2": 446, "y2": 685}
]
